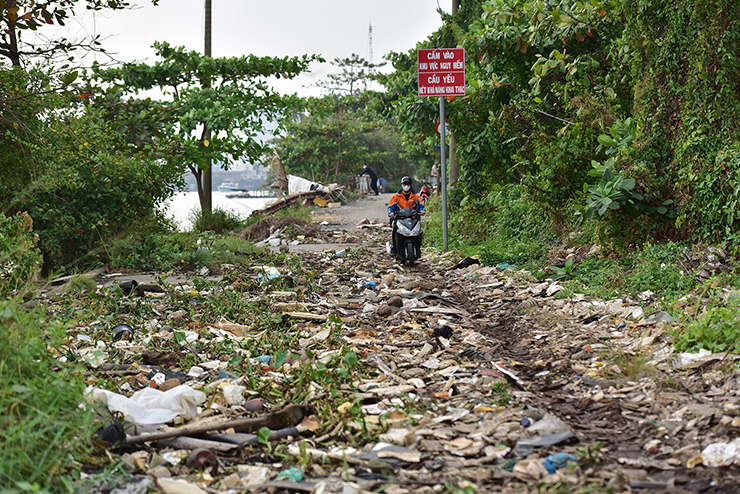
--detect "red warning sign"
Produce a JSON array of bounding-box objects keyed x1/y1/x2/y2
[{"x1": 417, "y1": 48, "x2": 466, "y2": 97}]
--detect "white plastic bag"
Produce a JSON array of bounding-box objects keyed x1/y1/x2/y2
[{"x1": 86, "y1": 385, "x2": 207, "y2": 425}]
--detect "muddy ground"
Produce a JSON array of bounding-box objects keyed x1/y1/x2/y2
[{"x1": 77, "y1": 196, "x2": 740, "y2": 494}]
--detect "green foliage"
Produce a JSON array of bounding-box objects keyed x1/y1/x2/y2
[
  {"x1": 676, "y1": 295, "x2": 740, "y2": 353},
  {"x1": 625, "y1": 242, "x2": 697, "y2": 300},
  {"x1": 0, "y1": 300, "x2": 93, "y2": 491},
  {"x1": 0, "y1": 212, "x2": 41, "y2": 298},
  {"x1": 90, "y1": 42, "x2": 323, "y2": 211},
  {"x1": 537, "y1": 242, "x2": 698, "y2": 305},
  {"x1": 109, "y1": 227, "x2": 262, "y2": 273},
  {"x1": 316, "y1": 54, "x2": 386, "y2": 96},
  {"x1": 0, "y1": 67, "x2": 51, "y2": 198},
  {"x1": 1, "y1": 67, "x2": 181, "y2": 273},
  {"x1": 547, "y1": 258, "x2": 576, "y2": 280},
  {"x1": 672, "y1": 278, "x2": 740, "y2": 354},
  {"x1": 269, "y1": 79, "x2": 415, "y2": 185},
  {"x1": 623, "y1": 0, "x2": 740, "y2": 243},
  {"x1": 191, "y1": 208, "x2": 246, "y2": 234},
  {"x1": 14, "y1": 115, "x2": 180, "y2": 272},
  {"x1": 581, "y1": 158, "x2": 644, "y2": 219},
  {"x1": 425, "y1": 185, "x2": 552, "y2": 266}
]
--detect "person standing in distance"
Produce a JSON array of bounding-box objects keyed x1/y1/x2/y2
[{"x1": 359, "y1": 164, "x2": 379, "y2": 195}]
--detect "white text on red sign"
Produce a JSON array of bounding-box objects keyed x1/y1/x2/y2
[{"x1": 417, "y1": 48, "x2": 465, "y2": 97}]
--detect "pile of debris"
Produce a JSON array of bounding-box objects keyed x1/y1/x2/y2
[{"x1": 51, "y1": 226, "x2": 740, "y2": 493}]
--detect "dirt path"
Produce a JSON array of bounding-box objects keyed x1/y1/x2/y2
[
  {"x1": 278, "y1": 193, "x2": 393, "y2": 254},
  {"x1": 78, "y1": 203, "x2": 740, "y2": 493},
  {"x1": 281, "y1": 223, "x2": 739, "y2": 492}
]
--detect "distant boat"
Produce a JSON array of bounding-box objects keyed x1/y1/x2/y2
[{"x1": 218, "y1": 181, "x2": 241, "y2": 192}]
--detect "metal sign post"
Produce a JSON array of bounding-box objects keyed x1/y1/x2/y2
[
  {"x1": 439, "y1": 97, "x2": 448, "y2": 251},
  {"x1": 417, "y1": 48, "x2": 465, "y2": 252}
]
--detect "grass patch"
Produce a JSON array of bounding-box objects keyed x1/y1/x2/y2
[
  {"x1": 424, "y1": 185, "x2": 553, "y2": 267},
  {"x1": 530, "y1": 242, "x2": 700, "y2": 309},
  {"x1": 673, "y1": 280, "x2": 740, "y2": 353},
  {"x1": 0, "y1": 299, "x2": 93, "y2": 492}
]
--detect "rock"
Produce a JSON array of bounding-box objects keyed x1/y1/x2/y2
[
  {"x1": 513, "y1": 459, "x2": 549, "y2": 482},
  {"x1": 381, "y1": 274, "x2": 395, "y2": 287},
  {"x1": 387, "y1": 296, "x2": 403, "y2": 307},
  {"x1": 377, "y1": 305, "x2": 393, "y2": 317},
  {"x1": 159, "y1": 378, "x2": 181, "y2": 392}
]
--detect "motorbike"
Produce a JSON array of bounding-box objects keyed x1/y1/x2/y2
[
  {"x1": 420, "y1": 184, "x2": 431, "y2": 205},
  {"x1": 389, "y1": 207, "x2": 423, "y2": 267}
]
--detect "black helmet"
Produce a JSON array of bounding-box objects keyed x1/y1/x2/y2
[{"x1": 401, "y1": 176, "x2": 412, "y2": 184}]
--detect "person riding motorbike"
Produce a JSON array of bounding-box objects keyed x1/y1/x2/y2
[
  {"x1": 419, "y1": 183, "x2": 431, "y2": 204},
  {"x1": 388, "y1": 176, "x2": 425, "y2": 258}
]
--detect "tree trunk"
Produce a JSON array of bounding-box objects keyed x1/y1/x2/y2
[
  {"x1": 452, "y1": 0, "x2": 463, "y2": 14},
  {"x1": 5, "y1": 0, "x2": 21, "y2": 66},
  {"x1": 201, "y1": 0, "x2": 213, "y2": 213},
  {"x1": 333, "y1": 103, "x2": 342, "y2": 183},
  {"x1": 272, "y1": 151, "x2": 288, "y2": 199},
  {"x1": 449, "y1": 134, "x2": 459, "y2": 186}
]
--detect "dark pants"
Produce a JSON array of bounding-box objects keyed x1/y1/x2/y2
[
  {"x1": 370, "y1": 178, "x2": 379, "y2": 195},
  {"x1": 390, "y1": 218, "x2": 397, "y2": 254}
]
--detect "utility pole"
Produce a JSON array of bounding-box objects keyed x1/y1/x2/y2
[
  {"x1": 202, "y1": 0, "x2": 213, "y2": 213},
  {"x1": 452, "y1": 0, "x2": 462, "y2": 14}
]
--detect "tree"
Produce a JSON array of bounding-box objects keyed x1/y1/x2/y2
[
  {"x1": 270, "y1": 95, "x2": 386, "y2": 184},
  {"x1": 91, "y1": 42, "x2": 323, "y2": 212},
  {"x1": 0, "y1": 0, "x2": 159, "y2": 67},
  {"x1": 268, "y1": 54, "x2": 414, "y2": 187},
  {"x1": 316, "y1": 53, "x2": 385, "y2": 96},
  {"x1": 1, "y1": 66, "x2": 182, "y2": 272}
]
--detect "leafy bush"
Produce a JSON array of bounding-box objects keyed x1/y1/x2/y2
[
  {"x1": 191, "y1": 208, "x2": 246, "y2": 234},
  {"x1": 108, "y1": 222, "x2": 186, "y2": 272},
  {"x1": 0, "y1": 300, "x2": 93, "y2": 492},
  {"x1": 109, "y1": 227, "x2": 263, "y2": 273},
  {"x1": 675, "y1": 292, "x2": 740, "y2": 353},
  {"x1": 8, "y1": 112, "x2": 182, "y2": 274},
  {"x1": 0, "y1": 212, "x2": 42, "y2": 298}
]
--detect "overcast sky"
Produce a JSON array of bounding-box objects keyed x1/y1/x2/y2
[{"x1": 66, "y1": 0, "x2": 452, "y2": 97}]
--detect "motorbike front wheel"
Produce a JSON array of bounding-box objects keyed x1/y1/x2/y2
[{"x1": 405, "y1": 240, "x2": 415, "y2": 267}]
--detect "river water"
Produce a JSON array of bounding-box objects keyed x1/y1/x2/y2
[{"x1": 162, "y1": 192, "x2": 272, "y2": 231}]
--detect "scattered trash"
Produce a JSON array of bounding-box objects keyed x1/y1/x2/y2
[
  {"x1": 513, "y1": 458, "x2": 549, "y2": 482},
  {"x1": 42, "y1": 217, "x2": 740, "y2": 493},
  {"x1": 542, "y1": 452, "x2": 578, "y2": 473},
  {"x1": 86, "y1": 385, "x2": 207, "y2": 426},
  {"x1": 112, "y1": 323, "x2": 134, "y2": 341},
  {"x1": 119, "y1": 279, "x2": 138, "y2": 294},
  {"x1": 513, "y1": 432, "x2": 577, "y2": 457},
  {"x1": 257, "y1": 266, "x2": 281, "y2": 281},
  {"x1": 275, "y1": 466, "x2": 304, "y2": 482},
  {"x1": 702, "y1": 438, "x2": 740, "y2": 467},
  {"x1": 647, "y1": 311, "x2": 677, "y2": 323}
]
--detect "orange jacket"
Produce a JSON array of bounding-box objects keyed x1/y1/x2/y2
[{"x1": 388, "y1": 190, "x2": 424, "y2": 215}]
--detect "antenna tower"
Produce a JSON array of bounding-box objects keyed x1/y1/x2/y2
[{"x1": 367, "y1": 23, "x2": 374, "y2": 62}]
